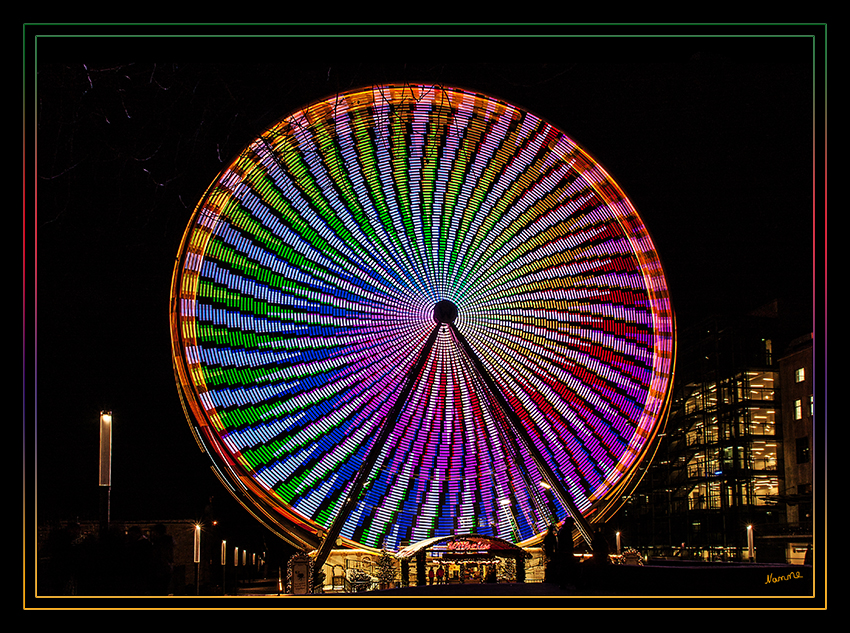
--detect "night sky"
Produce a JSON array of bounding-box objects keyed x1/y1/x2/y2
[{"x1": 27, "y1": 26, "x2": 822, "y2": 542}]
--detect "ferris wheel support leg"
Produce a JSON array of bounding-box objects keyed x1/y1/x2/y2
[
  {"x1": 311, "y1": 323, "x2": 443, "y2": 577},
  {"x1": 448, "y1": 324, "x2": 595, "y2": 548}
]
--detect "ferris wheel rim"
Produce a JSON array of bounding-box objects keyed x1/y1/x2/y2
[{"x1": 170, "y1": 82, "x2": 675, "y2": 552}]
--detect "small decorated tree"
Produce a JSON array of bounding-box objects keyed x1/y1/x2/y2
[{"x1": 375, "y1": 549, "x2": 397, "y2": 589}]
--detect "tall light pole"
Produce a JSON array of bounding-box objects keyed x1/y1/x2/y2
[
  {"x1": 98, "y1": 411, "x2": 113, "y2": 536},
  {"x1": 221, "y1": 540, "x2": 227, "y2": 594},
  {"x1": 747, "y1": 525, "x2": 755, "y2": 562},
  {"x1": 194, "y1": 524, "x2": 202, "y2": 594}
]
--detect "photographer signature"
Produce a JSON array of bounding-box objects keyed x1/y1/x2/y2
[{"x1": 765, "y1": 571, "x2": 804, "y2": 584}]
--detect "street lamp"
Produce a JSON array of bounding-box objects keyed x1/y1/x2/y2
[
  {"x1": 221, "y1": 540, "x2": 227, "y2": 595},
  {"x1": 194, "y1": 524, "x2": 202, "y2": 562},
  {"x1": 98, "y1": 411, "x2": 113, "y2": 536},
  {"x1": 747, "y1": 525, "x2": 755, "y2": 562},
  {"x1": 194, "y1": 524, "x2": 202, "y2": 594}
]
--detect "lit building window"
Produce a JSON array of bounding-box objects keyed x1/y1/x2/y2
[
  {"x1": 794, "y1": 399, "x2": 803, "y2": 420},
  {"x1": 795, "y1": 367, "x2": 805, "y2": 383},
  {"x1": 763, "y1": 339, "x2": 773, "y2": 364}
]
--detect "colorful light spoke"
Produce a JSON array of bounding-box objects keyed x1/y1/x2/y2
[{"x1": 171, "y1": 85, "x2": 675, "y2": 551}]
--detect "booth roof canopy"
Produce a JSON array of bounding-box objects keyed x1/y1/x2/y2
[{"x1": 395, "y1": 534, "x2": 532, "y2": 560}]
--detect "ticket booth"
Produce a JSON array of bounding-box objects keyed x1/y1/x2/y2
[{"x1": 396, "y1": 534, "x2": 531, "y2": 585}]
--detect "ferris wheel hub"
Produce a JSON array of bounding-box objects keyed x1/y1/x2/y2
[{"x1": 433, "y1": 299, "x2": 458, "y2": 324}]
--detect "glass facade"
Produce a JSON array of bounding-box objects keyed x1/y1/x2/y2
[
  {"x1": 680, "y1": 370, "x2": 780, "y2": 512},
  {"x1": 618, "y1": 312, "x2": 788, "y2": 562}
]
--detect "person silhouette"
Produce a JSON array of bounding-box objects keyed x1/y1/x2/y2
[
  {"x1": 543, "y1": 524, "x2": 558, "y2": 582},
  {"x1": 557, "y1": 517, "x2": 577, "y2": 590},
  {"x1": 591, "y1": 527, "x2": 610, "y2": 565},
  {"x1": 125, "y1": 525, "x2": 155, "y2": 595},
  {"x1": 151, "y1": 523, "x2": 175, "y2": 595}
]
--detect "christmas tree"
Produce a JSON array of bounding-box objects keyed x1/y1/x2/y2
[{"x1": 375, "y1": 549, "x2": 397, "y2": 589}]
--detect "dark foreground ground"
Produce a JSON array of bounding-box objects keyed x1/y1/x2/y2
[
  {"x1": 31, "y1": 563, "x2": 819, "y2": 610},
  {"x1": 236, "y1": 562, "x2": 815, "y2": 605}
]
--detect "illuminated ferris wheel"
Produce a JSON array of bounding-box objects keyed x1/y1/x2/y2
[{"x1": 170, "y1": 84, "x2": 675, "y2": 565}]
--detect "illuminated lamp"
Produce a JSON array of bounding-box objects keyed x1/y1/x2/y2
[{"x1": 98, "y1": 410, "x2": 113, "y2": 535}]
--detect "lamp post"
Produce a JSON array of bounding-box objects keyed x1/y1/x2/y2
[
  {"x1": 221, "y1": 540, "x2": 227, "y2": 594},
  {"x1": 194, "y1": 524, "x2": 201, "y2": 594},
  {"x1": 747, "y1": 525, "x2": 755, "y2": 562},
  {"x1": 98, "y1": 411, "x2": 113, "y2": 537}
]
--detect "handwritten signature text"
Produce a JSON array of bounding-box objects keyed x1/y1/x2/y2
[{"x1": 765, "y1": 571, "x2": 804, "y2": 584}]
